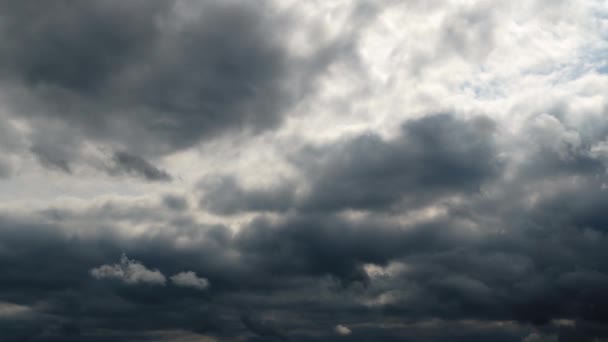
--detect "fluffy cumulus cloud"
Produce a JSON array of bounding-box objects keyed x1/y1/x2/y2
[
  {"x1": 170, "y1": 271, "x2": 210, "y2": 290},
  {"x1": 335, "y1": 324, "x2": 352, "y2": 336},
  {"x1": 1, "y1": 0, "x2": 608, "y2": 341},
  {"x1": 91, "y1": 253, "x2": 166, "y2": 285}
]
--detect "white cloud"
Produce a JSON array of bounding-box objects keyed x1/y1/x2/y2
[
  {"x1": 170, "y1": 271, "x2": 210, "y2": 290},
  {"x1": 0, "y1": 301, "x2": 32, "y2": 318},
  {"x1": 335, "y1": 324, "x2": 352, "y2": 335},
  {"x1": 90, "y1": 253, "x2": 166, "y2": 285}
]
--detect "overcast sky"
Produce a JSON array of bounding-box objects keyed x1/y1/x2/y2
[{"x1": 1, "y1": 0, "x2": 608, "y2": 341}]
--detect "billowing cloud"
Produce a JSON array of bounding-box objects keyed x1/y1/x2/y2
[
  {"x1": 335, "y1": 324, "x2": 352, "y2": 336},
  {"x1": 1, "y1": 0, "x2": 608, "y2": 341},
  {"x1": 170, "y1": 271, "x2": 209, "y2": 290},
  {"x1": 199, "y1": 114, "x2": 499, "y2": 215},
  {"x1": 91, "y1": 253, "x2": 166, "y2": 285},
  {"x1": 0, "y1": 0, "x2": 343, "y2": 174}
]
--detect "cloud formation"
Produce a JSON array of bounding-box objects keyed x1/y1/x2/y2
[
  {"x1": 0, "y1": 0, "x2": 339, "y2": 174},
  {"x1": 91, "y1": 253, "x2": 166, "y2": 285},
  {"x1": 170, "y1": 271, "x2": 210, "y2": 290},
  {"x1": 1, "y1": 0, "x2": 608, "y2": 341},
  {"x1": 335, "y1": 324, "x2": 352, "y2": 336},
  {"x1": 110, "y1": 151, "x2": 172, "y2": 182}
]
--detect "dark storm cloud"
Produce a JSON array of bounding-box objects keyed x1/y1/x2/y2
[
  {"x1": 234, "y1": 214, "x2": 480, "y2": 285},
  {"x1": 188, "y1": 113, "x2": 608, "y2": 340},
  {"x1": 199, "y1": 114, "x2": 500, "y2": 214},
  {"x1": 3, "y1": 114, "x2": 608, "y2": 341},
  {"x1": 241, "y1": 314, "x2": 290, "y2": 342},
  {"x1": 1, "y1": 2, "x2": 608, "y2": 340},
  {"x1": 295, "y1": 114, "x2": 499, "y2": 212},
  {"x1": 0, "y1": 209, "x2": 469, "y2": 341},
  {"x1": 525, "y1": 177, "x2": 608, "y2": 233},
  {"x1": 0, "y1": 0, "x2": 170, "y2": 92},
  {"x1": 199, "y1": 175, "x2": 295, "y2": 215},
  {"x1": 110, "y1": 151, "x2": 172, "y2": 182},
  {"x1": 4, "y1": 160, "x2": 608, "y2": 342},
  {"x1": 0, "y1": 214, "x2": 234, "y2": 341},
  {"x1": 0, "y1": 0, "x2": 342, "y2": 171}
]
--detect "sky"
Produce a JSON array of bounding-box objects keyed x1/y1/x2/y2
[{"x1": 0, "y1": 0, "x2": 607, "y2": 341}]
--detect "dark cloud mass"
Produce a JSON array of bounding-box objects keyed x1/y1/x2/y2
[
  {"x1": 111, "y1": 151, "x2": 172, "y2": 182},
  {"x1": 296, "y1": 114, "x2": 499, "y2": 212},
  {"x1": 241, "y1": 314, "x2": 291, "y2": 342},
  {"x1": 199, "y1": 114, "x2": 499, "y2": 214},
  {"x1": 4, "y1": 162, "x2": 608, "y2": 341},
  {"x1": 1, "y1": 0, "x2": 608, "y2": 341},
  {"x1": 199, "y1": 175, "x2": 296, "y2": 214},
  {"x1": 0, "y1": 0, "x2": 327, "y2": 172},
  {"x1": 4, "y1": 112, "x2": 608, "y2": 340}
]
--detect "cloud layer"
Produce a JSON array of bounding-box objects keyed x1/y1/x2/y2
[{"x1": 0, "y1": 0, "x2": 607, "y2": 341}]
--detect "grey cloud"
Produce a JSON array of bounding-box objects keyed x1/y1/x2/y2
[
  {"x1": 30, "y1": 144, "x2": 72, "y2": 173},
  {"x1": 200, "y1": 114, "x2": 499, "y2": 214},
  {"x1": 241, "y1": 314, "x2": 290, "y2": 342},
  {"x1": 525, "y1": 177, "x2": 608, "y2": 233},
  {"x1": 438, "y1": 2, "x2": 500, "y2": 63},
  {"x1": 522, "y1": 333, "x2": 558, "y2": 342},
  {"x1": 1, "y1": 1, "x2": 608, "y2": 341},
  {"x1": 3, "y1": 176, "x2": 608, "y2": 341},
  {"x1": 190, "y1": 113, "x2": 608, "y2": 339},
  {"x1": 0, "y1": 116, "x2": 24, "y2": 152},
  {"x1": 0, "y1": 0, "x2": 170, "y2": 92},
  {"x1": 111, "y1": 151, "x2": 172, "y2": 182},
  {"x1": 163, "y1": 195, "x2": 189, "y2": 211},
  {"x1": 25, "y1": 115, "x2": 87, "y2": 174},
  {"x1": 0, "y1": 117, "x2": 24, "y2": 178},
  {"x1": 0, "y1": 159, "x2": 11, "y2": 178},
  {"x1": 0, "y1": 215, "x2": 233, "y2": 340},
  {"x1": 404, "y1": 1, "x2": 504, "y2": 76},
  {"x1": 4, "y1": 110, "x2": 608, "y2": 340},
  {"x1": 0, "y1": 0, "x2": 344, "y2": 169},
  {"x1": 295, "y1": 114, "x2": 499, "y2": 212},
  {"x1": 234, "y1": 214, "x2": 480, "y2": 285},
  {"x1": 199, "y1": 175, "x2": 295, "y2": 215}
]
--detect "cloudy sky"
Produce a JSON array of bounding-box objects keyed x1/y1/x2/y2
[{"x1": 0, "y1": 0, "x2": 607, "y2": 341}]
